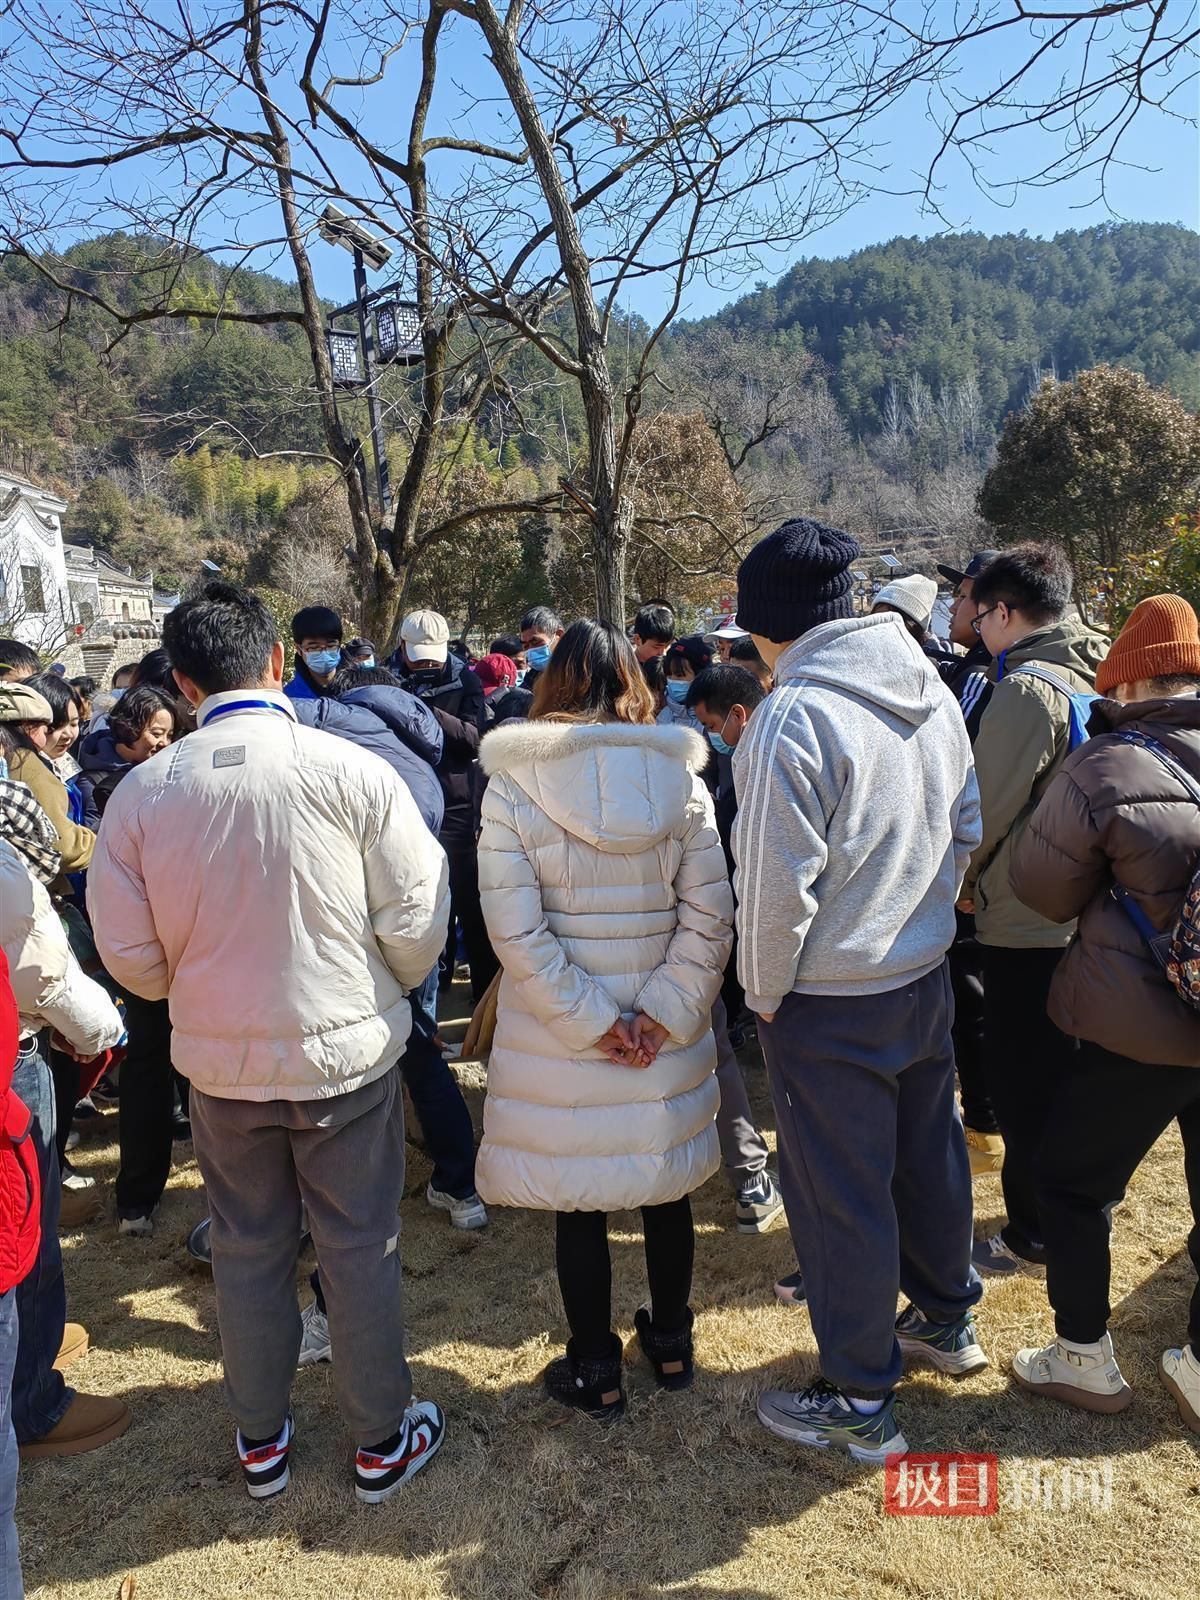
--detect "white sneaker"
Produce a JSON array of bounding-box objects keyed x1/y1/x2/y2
[
  {"x1": 1160, "y1": 1345, "x2": 1200, "y2": 1434},
  {"x1": 62, "y1": 1168, "x2": 95, "y2": 1193},
  {"x1": 1012, "y1": 1332, "x2": 1132, "y2": 1413},
  {"x1": 117, "y1": 1210, "x2": 154, "y2": 1238},
  {"x1": 426, "y1": 1184, "x2": 488, "y2": 1230},
  {"x1": 297, "y1": 1300, "x2": 332, "y2": 1366}
]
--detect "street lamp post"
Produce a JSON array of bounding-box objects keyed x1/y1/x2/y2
[
  {"x1": 352, "y1": 246, "x2": 391, "y2": 519},
  {"x1": 318, "y1": 205, "x2": 401, "y2": 523}
]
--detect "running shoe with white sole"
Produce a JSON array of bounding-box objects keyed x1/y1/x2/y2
[
  {"x1": 735, "y1": 1171, "x2": 784, "y2": 1234},
  {"x1": 237, "y1": 1413, "x2": 294, "y2": 1500},
  {"x1": 1160, "y1": 1344, "x2": 1200, "y2": 1435},
  {"x1": 896, "y1": 1303, "x2": 988, "y2": 1375},
  {"x1": 972, "y1": 1232, "x2": 1045, "y2": 1277},
  {"x1": 117, "y1": 1209, "x2": 154, "y2": 1238},
  {"x1": 426, "y1": 1184, "x2": 488, "y2": 1230},
  {"x1": 297, "y1": 1300, "x2": 332, "y2": 1366},
  {"x1": 355, "y1": 1400, "x2": 446, "y2": 1503},
  {"x1": 757, "y1": 1378, "x2": 907, "y2": 1464}
]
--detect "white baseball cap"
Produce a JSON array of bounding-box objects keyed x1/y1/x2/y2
[
  {"x1": 704, "y1": 613, "x2": 749, "y2": 645},
  {"x1": 400, "y1": 609, "x2": 450, "y2": 665}
]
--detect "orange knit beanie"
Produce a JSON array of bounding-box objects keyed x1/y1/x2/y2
[{"x1": 1095, "y1": 593, "x2": 1200, "y2": 695}]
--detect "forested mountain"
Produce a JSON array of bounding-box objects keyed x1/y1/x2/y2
[
  {"x1": 0, "y1": 223, "x2": 1195, "y2": 629},
  {"x1": 690, "y1": 223, "x2": 1200, "y2": 434}
]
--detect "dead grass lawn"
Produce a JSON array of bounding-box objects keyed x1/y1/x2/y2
[{"x1": 21, "y1": 983, "x2": 1200, "y2": 1600}]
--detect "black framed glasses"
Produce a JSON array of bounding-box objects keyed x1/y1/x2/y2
[{"x1": 970, "y1": 605, "x2": 999, "y2": 636}]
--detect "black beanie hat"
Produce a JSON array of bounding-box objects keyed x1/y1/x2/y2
[
  {"x1": 291, "y1": 605, "x2": 343, "y2": 644},
  {"x1": 736, "y1": 518, "x2": 861, "y2": 642}
]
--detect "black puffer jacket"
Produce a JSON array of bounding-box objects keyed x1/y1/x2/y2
[
  {"x1": 386, "y1": 653, "x2": 487, "y2": 843},
  {"x1": 1012, "y1": 695, "x2": 1200, "y2": 1066}
]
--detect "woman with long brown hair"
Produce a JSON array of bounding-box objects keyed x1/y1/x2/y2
[{"x1": 476, "y1": 620, "x2": 733, "y2": 1418}]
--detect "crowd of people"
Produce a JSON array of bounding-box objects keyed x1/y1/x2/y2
[{"x1": 0, "y1": 516, "x2": 1198, "y2": 1584}]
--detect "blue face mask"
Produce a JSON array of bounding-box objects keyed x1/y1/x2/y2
[
  {"x1": 0, "y1": 756, "x2": 7, "y2": 782},
  {"x1": 359, "y1": 656, "x2": 376, "y2": 670},
  {"x1": 665, "y1": 678, "x2": 689, "y2": 704},
  {"x1": 514, "y1": 669, "x2": 527, "y2": 688},
  {"x1": 525, "y1": 644, "x2": 551, "y2": 671},
  {"x1": 707, "y1": 708, "x2": 739, "y2": 755},
  {"x1": 304, "y1": 648, "x2": 341, "y2": 676}
]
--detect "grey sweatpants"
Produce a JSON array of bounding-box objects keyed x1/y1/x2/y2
[
  {"x1": 190, "y1": 1068, "x2": 411, "y2": 1445},
  {"x1": 760, "y1": 962, "x2": 980, "y2": 1397},
  {"x1": 712, "y1": 996, "x2": 769, "y2": 1189}
]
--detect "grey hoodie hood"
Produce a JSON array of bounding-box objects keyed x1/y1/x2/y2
[{"x1": 775, "y1": 612, "x2": 942, "y2": 728}]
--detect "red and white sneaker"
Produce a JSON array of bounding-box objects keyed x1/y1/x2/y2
[
  {"x1": 354, "y1": 1400, "x2": 446, "y2": 1504},
  {"x1": 237, "y1": 1413, "x2": 294, "y2": 1500}
]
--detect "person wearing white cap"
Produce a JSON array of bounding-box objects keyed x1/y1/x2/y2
[
  {"x1": 386, "y1": 611, "x2": 498, "y2": 1007},
  {"x1": 872, "y1": 574, "x2": 957, "y2": 677},
  {"x1": 704, "y1": 614, "x2": 750, "y2": 662}
]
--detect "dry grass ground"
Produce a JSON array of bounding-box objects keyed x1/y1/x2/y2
[{"x1": 22, "y1": 982, "x2": 1200, "y2": 1600}]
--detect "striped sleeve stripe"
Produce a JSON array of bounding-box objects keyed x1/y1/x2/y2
[
  {"x1": 959, "y1": 672, "x2": 987, "y2": 721},
  {"x1": 734, "y1": 685, "x2": 800, "y2": 1001}
]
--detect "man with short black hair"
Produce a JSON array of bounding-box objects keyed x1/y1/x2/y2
[
  {"x1": 934, "y1": 549, "x2": 1002, "y2": 1177},
  {"x1": 89, "y1": 582, "x2": 451, "y2": 1505},
  {"x1": 0, "y1": 641, "x2": 40, "y2": 682},
  {"x1": 631, "y1": 603, "x2": 675, "y2": 663},
  {"x1": 962, "y1": 543, "x2": 1107, "y2": 1277},
  {"x1": 729, "y1": 635, "x2": 772, "y2": 693},
  {"x1": 936, "y1": 551, "x2": 1000, "y2": 741},
  {"x1": 518, "y1": 606, "x2": 564, "y2": 689},
  {"x1": 683, "y1": 664, "x2": 781, "y2": 1235}
]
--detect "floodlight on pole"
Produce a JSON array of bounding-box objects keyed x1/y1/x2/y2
[{"x1": 318, "y1": 204, "x2": 393, "y2": 272}]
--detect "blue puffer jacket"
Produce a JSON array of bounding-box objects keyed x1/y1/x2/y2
[
  {"x1": 338, "y1": 684, "x2": 444, "y2": 769},
  {"x1": 290, "y1": 698, "x2": 444, "y2": 834}
]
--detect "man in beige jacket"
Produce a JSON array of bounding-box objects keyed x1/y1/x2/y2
[
  {"x1": 89, "y1": 582, "x2": 451, "y2": 1505},
  {"x1": 959, "y1": 544, "x2": 1107, "y2": 1277}
]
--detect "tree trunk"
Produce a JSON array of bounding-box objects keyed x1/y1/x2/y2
[{"x1": 474, "y1": 0, "x2": 628, "y2": 624}]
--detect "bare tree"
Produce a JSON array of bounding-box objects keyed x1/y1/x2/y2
[{"x1": 2, "y1": 0, "x2": 1194, "y2": 630}]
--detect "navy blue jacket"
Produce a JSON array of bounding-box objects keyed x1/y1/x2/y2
[
  {"x1": 289, "y1": 698, "x2": 444, "y2": 834},
  {"x1": 338, "y1": 684, "x2": 444, "y2": 769},
  {"x1": 76, "y1": 726, "x2": 133, "y2": 820}
]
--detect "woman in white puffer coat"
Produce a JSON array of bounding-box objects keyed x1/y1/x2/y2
[{"x1": 477, "y1": 620, "x2": 733, "y2": 1419}]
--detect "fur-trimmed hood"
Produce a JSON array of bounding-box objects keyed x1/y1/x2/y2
[{"x1": 480, "y1": 718, "x2": 710, "y2": 853}]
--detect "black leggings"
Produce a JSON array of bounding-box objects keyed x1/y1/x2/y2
[{"x1": 555, "y1": 1196, "x2": 694, "y2": 1360}]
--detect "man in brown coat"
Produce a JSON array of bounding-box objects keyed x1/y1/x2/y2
[{"x1": 1009, "y1": 594, "x2": 1200, "y2": 1433}]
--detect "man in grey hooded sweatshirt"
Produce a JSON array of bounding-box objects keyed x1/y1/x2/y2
[{"x1": 732, "y1": 519, "x2": 985, "y2": 1463}]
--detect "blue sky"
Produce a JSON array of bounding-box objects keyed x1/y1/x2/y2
[{"x1": 300, "y1": 6, "x2": 1199, "y2": 323}]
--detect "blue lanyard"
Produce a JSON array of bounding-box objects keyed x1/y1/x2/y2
[{"x1": 202, "y1": 699, "x2": 293, "y2": 727}]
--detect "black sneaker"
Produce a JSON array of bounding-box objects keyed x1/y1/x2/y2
[
  {"x1": 774, "y1": 1270, "x2": 807, "y2": 1306},
  {"x1": 355, "y1": 1401, "x2": 446, "y2": 1503},
  {"x1": 237, "y1": 1413, "x2": 294, "y2": 1499}
]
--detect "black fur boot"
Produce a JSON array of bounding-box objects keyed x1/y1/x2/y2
[
  {"x1": 543, "y1": 1337, "x2": 625, "y2": 1420},
  {"x1": 634, "y1": 1305, "x2": 694, "y2": 1391}
]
